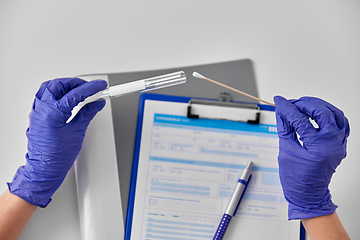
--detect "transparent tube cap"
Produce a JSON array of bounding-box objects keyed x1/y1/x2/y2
[
  {"x1": 66, "y1": 71, "x2": 186, "y2": 123},
  {"x1": 143, "y1": 71, "x2": 186, "y2": 92}
]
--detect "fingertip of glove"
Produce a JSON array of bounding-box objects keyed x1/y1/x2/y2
[
  {"x1": 87, "y1": 99, "x2": 106, "y2": 111},
  {"x1": 69, "y1": 101, "x2": 105, "y2": 124},
  {"x1": 94, "y1": 99, "x2": 106, "y2": 110},
  {"x1": 81, "y1": 100, "x2": 106, "y2": 119},
  {"x1": 273, "y1": 96, "x2": 289, "y2": 109},
  {"x1": 87, "y1": 79, "x2": 108, "y2": 90}
]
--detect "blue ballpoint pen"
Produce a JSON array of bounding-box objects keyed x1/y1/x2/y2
[{"x1": 213, "y1": 161, "x2": 253, "y2": 240}]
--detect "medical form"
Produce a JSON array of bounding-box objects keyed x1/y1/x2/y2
[{"x1": 128, "y1": 97, "x2": 301, "y2": 240}]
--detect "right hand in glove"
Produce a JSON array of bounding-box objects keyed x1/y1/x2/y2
[{"x1": 274, "y1": 96, "x2": 350, "y2": 220}]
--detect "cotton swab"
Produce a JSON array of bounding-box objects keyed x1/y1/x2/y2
[{"x1": 192, "y1": 72, "x2": 276, "y2": 107}]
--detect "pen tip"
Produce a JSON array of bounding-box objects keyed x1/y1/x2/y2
[
  {"x1": 192, "y1": 72, "x2": 206, "y2": 79},
  {"x1": 246, "y1": 161, "x2": 254, "y2": 169}
]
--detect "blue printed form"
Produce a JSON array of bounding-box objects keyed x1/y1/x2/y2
[{"x1": 129, "y1": 98, "x2": 301, "y2": 240}]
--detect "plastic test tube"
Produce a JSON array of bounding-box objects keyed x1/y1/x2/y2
[{"x1": 67, "y1": 71, "x2": 186, "y2": 122}]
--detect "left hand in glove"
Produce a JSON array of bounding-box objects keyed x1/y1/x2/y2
[{"x1": 8, "y1": 78, "x2": 107, "y2": 207}]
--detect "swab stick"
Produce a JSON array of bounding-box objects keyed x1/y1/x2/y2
[{"x1": 192, "y1": 72, "x2": 276, "y2": 107}]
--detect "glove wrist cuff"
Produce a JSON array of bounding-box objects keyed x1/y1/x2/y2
[
  {"x1": 287, "y1": 202, "x2": 338, "y2": 220},
  {"x1": 7, "y1": 165, "x2": 64, "y2": 208},
  {"x1": 7, "y1": 182, "x2": 51, "y2": 208}
]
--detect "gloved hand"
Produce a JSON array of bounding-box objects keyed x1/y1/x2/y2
[
  {"x1": 274, "y1": 96, "x2": 350, "y2": 220},
  {"x1": 8, "y1": 78, "x2": 107, "y2": 207}
]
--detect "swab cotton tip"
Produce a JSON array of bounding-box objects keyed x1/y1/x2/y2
[
  {"x1": 192, "y1": 72, "x2": 206, "y2": 79},
  {"x1": 191, "y1": 72, "x2": 277, "y2": 107}
]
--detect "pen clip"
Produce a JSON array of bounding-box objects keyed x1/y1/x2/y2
[{"x1": 233, "y1": 175, "x2": 252, "y2": 216}]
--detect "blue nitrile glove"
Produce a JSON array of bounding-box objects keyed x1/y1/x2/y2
[
  {"x1": 274, "y1": 96, "x2": 350, "y2": 220},
  {"x1": 8, "y1": 78, "x2": 107, "y2": 207}
]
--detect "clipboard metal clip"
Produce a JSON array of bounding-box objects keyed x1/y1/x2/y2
[{"x1": 187, "y1": 92, "x2": 260, "y2": 124}]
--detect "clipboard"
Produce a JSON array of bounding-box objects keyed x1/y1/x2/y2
[{"x1": 126, "y1": 93, "x2": 305, "y2": 240}]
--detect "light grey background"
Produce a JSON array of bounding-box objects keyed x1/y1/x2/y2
[{"x1": 0, "y1": 1, "x2": 359, "y2": 239}]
